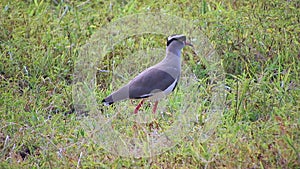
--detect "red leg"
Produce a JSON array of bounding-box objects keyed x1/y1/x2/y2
[
  {"x1": 134, "y1": 99, "x2": 145, "y2": 114},
  {"x1": 152, "y1": 101, "x2": 159, "y2": 114}
]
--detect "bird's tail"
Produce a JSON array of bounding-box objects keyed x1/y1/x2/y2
[{"x1": 102, "y1": 85, "x2": 130, "y2": 106}]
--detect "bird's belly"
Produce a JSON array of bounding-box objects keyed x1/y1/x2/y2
[{"x1": 163, "y1": 79, "x2": 177, "y2": 95}]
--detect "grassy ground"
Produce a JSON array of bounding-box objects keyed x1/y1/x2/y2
[{"x1": 1, "y1": 0, "x2": 299, "y2": 168}]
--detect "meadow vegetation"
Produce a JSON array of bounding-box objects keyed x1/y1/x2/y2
[{"x1": 0, "y1": 0, "x2": 299, "y2": 168}]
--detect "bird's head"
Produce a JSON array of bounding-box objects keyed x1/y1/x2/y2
[{"x1": 167, "y1": 34, "x2": 193, "y2": 47}]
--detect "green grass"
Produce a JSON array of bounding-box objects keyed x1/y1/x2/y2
[{"x1": 1, "y1": 0, "x2": 299, "y2": 168}]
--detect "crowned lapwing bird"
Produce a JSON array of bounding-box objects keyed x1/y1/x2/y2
[{"x1": 102, "y1": 34, "x2": 193, "y2": 114}]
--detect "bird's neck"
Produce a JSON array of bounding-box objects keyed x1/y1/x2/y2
[
  {"x1": 165, "y1": 49, "x2": 181, "y2": 59},
  {"x1": 165, "y1": 41, "x2": 184, "y2": 59},
  {"x1": 162, "y1": 47, "x2": 182, "y2": 68}
]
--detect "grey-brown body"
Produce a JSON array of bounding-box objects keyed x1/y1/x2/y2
[{"x1": 102, "y1": 35, "x2": 191, "y2": 106}]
